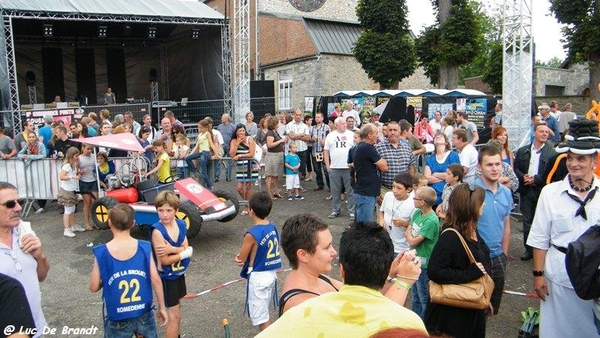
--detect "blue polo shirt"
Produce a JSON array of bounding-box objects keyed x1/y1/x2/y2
[{"x1": 475, "y1": 179, "x2": 512, "y2": 258}]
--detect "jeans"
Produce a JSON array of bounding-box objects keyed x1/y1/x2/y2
[
  {"x1": 412, "y1": 268, "x2": 429, "y2": 320},
  {"x1": 313, "y1": 157, "x2": 330, "y2": 189},
  {"x1": 296, "y1": 150, "x2": 307, "y2": 178},
  {"x1": 186, "y1": 151, "x2": 212, "y2": 189},
  {"x1": 105, "y1": 310, "x2": 157, "y2": 338},
  {"x1": 353, "y1": 193, "x2": 376, "y2": 222},
  {"x1": 329, "y1": 169, "x2": 354, "y2": 214},
  {"x1": 489, "y1": 253, "x2": 507, "y2": 315},
  {"x1": 176, "y1": 166, "x2": 189, "y2": 179}
]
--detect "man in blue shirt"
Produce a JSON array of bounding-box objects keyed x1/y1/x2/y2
[
  {"x1": 474, "y1": 144, "x2": 512, "y2": 315},
  {"x1": 539, "y1": 105, "x2": 559, "y2": 144}
]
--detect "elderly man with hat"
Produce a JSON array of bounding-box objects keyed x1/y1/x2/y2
[{"x1": 527, "y1": 119, "x2": 600, "y2": 337}]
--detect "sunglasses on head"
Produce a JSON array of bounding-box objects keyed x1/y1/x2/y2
[{"x1": 1, "y1": 199, "x2": 25, "y2": 209}]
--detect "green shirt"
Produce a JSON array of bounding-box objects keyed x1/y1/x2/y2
[{"x1": 409, "y1": 209, "x2": 440, "y2": 268}]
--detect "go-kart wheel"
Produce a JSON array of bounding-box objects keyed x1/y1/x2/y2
[
  {"x1": 212, "y1": 190, "x2": 240, "y2": 223},
  {"x1": 90, "y1": 197, "x2": 119, "y2": 229},
  {"x1": 176, "y1": 201, "x2": 202, "y2": 239}
]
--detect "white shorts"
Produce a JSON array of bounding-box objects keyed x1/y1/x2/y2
[
  {"x1": 285, "y1": 174, "x2": 300, "y2": 189},
  {"x1": 247, "y1": 270, "x2": 277, "y2": 326}
]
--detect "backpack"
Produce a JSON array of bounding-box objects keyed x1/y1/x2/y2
[{"x1": 565, "y1": 224, "x2": 600, "y2": 300}]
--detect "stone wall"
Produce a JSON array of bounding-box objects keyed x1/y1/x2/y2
[
  {"x1": 534, "y1": 64, "x2": 588, "y2": 96},
  {"x1": 535, "y1": 95, "x2": 591, "y2": 118},
  {"x1": 259, "y1": 0, "x2": 359, "y2": 22}
]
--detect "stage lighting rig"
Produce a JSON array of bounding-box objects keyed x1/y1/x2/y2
[
  {"x1": 43, "y1": 24, "x2": 53, "y2": 37},
  {"x1": 192, "y1": 28, "x2": 200, "y2": 39},
  {"x1": 98, "y1": 25, "x2": 107, "y2": 38},
  {"x1": 148, "y1": 26, "x2": 156, "y2": 39}
]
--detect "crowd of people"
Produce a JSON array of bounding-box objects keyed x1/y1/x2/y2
[{"x1": 1, "y1": 99, "x2": 599, "y2": 337}]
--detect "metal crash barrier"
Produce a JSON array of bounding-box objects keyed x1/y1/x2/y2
[{"x1": 0, "y1": 157, "x2": 144, "y2": 217}]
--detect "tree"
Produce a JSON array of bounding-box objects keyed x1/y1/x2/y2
[
  {"x1": 535, "y1": 56, "x2": 564, "y2": 68},
  {"x1": 550, "y1": 0, "x2": 600, "y2": 102},
  {"x1": 415, "y1": 0, "x2": 482, "y2": 88},
  {"x1": 354, "y1": 0, "x2": 417, "y2": 89}
]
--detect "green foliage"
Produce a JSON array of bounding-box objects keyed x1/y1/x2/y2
[
  {"x1": 353, "y1": 31, "x2": 417, "y2": 88},
  {"x1": 438, "y1": 1, "x2": 481, "y2": 65},
  {"x1": 415, "y1": 0, "x2": 482, "y2": 86},
  {"x1": 535, "y1": 57, "x2": 564, "y2": 68},
  {"x1": 550, "y1": 0, "x2": 600, "y2": 57},
  {"x1": 356, "y1": 0, "x2": 409, "y2": 32},
  {"x1": 482, "y1": 42, "x2": 503, "y2": 94},
  {"x1": 415, "y1": 25, "x2": 441, "y2": 86},
  {"x1": 354, "y1": 0, "x2": 417, "y2": 88}
]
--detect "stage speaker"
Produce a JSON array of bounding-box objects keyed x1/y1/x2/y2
[
  {"x1": 26, "y1": 71, "x2": 36, "y2": 87},
  {"x1": 149, "y1": 68, "x2": 158, "y2": 82}
]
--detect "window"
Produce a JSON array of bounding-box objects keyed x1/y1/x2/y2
[
  {"x1": 545, "y1": 85, "x2": 564, "y2": 96},
  {"x1": 278, "y1": 69, "x2": 292, "y2": 110}
]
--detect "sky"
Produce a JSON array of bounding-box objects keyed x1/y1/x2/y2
[{"x1": 405, "y1": 0, "x2": 566, "y2": 62}]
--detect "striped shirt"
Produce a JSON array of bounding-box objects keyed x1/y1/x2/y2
[{"x1": 375, "y1": 140, "x2": 415, "y2": 189}]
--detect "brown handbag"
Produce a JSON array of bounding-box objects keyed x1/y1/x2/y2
[{"x1": 428, "y1": 228, "x2": 495, "y2": 310}]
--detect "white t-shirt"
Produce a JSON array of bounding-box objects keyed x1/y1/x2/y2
[
  {"x1": 429, "y1": 120, "x2": 442, "y2": 133},
  {"x1": 342, "y1": 109, "x2": 361, "y2": 126},
  {"x1": 173, "y1": 144, "x2": 189, "y2": 168},
  {"x1": 380, "y1": 191, "x2": 416, "y2": 253},
  {"x1": 60, "y1": 163, "x2": 79, "y2": 191},
  {"x1": 459, "y1": 144, "x2": 478, "y2": 184},
  {"x1": 324, "y1": 130, "x2": 355, "y2": 169},
  {"x1": 286, "y1": 121, "x2": 310, "y2": 152}
]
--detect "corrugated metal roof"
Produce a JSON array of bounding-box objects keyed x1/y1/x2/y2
[{"x1": 303, "y1": 18, "x2": 362, "y2": 55}]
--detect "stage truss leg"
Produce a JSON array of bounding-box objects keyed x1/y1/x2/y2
[
  {"x1": 502, "y1": 0, "x2": 533, "y2": 150},
  {"x1": 1, "y1": 14, "x2": 21, "y2": 132},
  {"x1": 151, "y1": 81, "x2": 159, "y2": 102},
  {"x1": 234, "y1": 0, "x2": 250, "y2": 123},
  {"x1": 221, "y1": 22, "x2": 233, "y2": 118},
  {"x1": 28, "y1": 85, "x2": 36, "y2": 104}
]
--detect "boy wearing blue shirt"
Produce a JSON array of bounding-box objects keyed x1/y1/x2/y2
[
  {"x1": 284, "y1": 143, "x2": 304, "y2": 200},
  {"x1": 150, "y1": 191, "x2": 194, "y2": 338},
  {"x1": 235, "y1": 191, "x2": 282, "y2": 331},
  {"x1": 90, "y1": 204, "x2": 168, "y2": 337}
]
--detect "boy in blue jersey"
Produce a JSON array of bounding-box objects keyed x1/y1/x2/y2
[
  {"x1": 150, "y1": 191, "x2": 194, "y2": 338},
  {"x1": 235, "y1": 191, "x2": 282, "y2": 331},
  {"x1": 89, "y1": 204, "x2": 168, "y2": 337}
]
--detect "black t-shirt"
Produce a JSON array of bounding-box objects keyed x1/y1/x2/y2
[
  {"x1": 0, "y1": 273, "x2": 35, "y2": 335},
  {"x1": 353, "y1": 141, "x2": 382, "y2": 196},
  {"x1": 53, "y1": 138, "x2": 80, "y2": 157}
]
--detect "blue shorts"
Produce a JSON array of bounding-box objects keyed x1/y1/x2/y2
[
  {"x1": 79, "y1": 180, "x2": 98, "y2": 193},
  {"x1": 105, "y1": 310, "x2": 157, "y2": 338}
]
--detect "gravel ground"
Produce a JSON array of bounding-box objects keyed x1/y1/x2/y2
[{"x1": 29, "y1": 178, "x2": 539, "y2": 337}]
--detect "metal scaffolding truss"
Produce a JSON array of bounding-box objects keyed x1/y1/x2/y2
[
  {"x1": 502, "y1": 0, "x2": 533, "y2": 150},
  {"x1": 0, "y1": 7, "x2": 232, "y2": 133},
  {"x1": 2, "y1": 10, "x2": 224, "y2": 26},
  {"x1": 221, "y1": 23, "x2": 233, "y2": 118},
  {"x1": 2, "y1": 14, "x2": 21, "y2": 131},
  {"x1": 233, "y1": 0, "x2": 251, "y2": 123}
]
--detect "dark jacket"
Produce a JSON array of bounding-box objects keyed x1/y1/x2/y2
[{"x1": 514, "y1": 142, "x2": 556, "y2": 194}]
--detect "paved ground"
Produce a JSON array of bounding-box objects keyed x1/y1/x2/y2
[{"x1": 29, "y1": 178, "x2": 539, "y2": 337}]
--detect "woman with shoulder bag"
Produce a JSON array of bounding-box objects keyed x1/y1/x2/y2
[{"x1": 425, "y1": 183, "x2": 493, "y2": 338}]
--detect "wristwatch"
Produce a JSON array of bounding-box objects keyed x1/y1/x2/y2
[{"x1": 532, "y1": 270, "x2": 544, "y2": 277}]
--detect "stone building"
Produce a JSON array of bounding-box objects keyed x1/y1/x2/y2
[
  {"x1": 533, "y1": 61, "x2": 588, "y2": 96},
  {"x1": 204, "y1": 0, "x2": 430, "y2": 112}
]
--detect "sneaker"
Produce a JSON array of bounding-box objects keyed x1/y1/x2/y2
[
  {"x1": 63, "y1": 229, "x2": 76, "y2": 238},
  {"x1": 71, "y1": 224, "x2": 87, "y2": 232},
  {"x1": 328, "y1": 212, "x2": 340, "y2": 219},
  {"x1": 287, "y1": 196, "x2": 294, "y2": 201},
  {"x1": 295, "y1": 195, "x2": 305, "y2": 200},
  {"x1": 35, "y1": 208, "x2": 45, "y2": 214},
  {"x1": 254, "y1": 180, "x2": 259, "y2": 186},
  {"x1": 349, "y1": 213, "x2": 355, "y2": 219}
]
